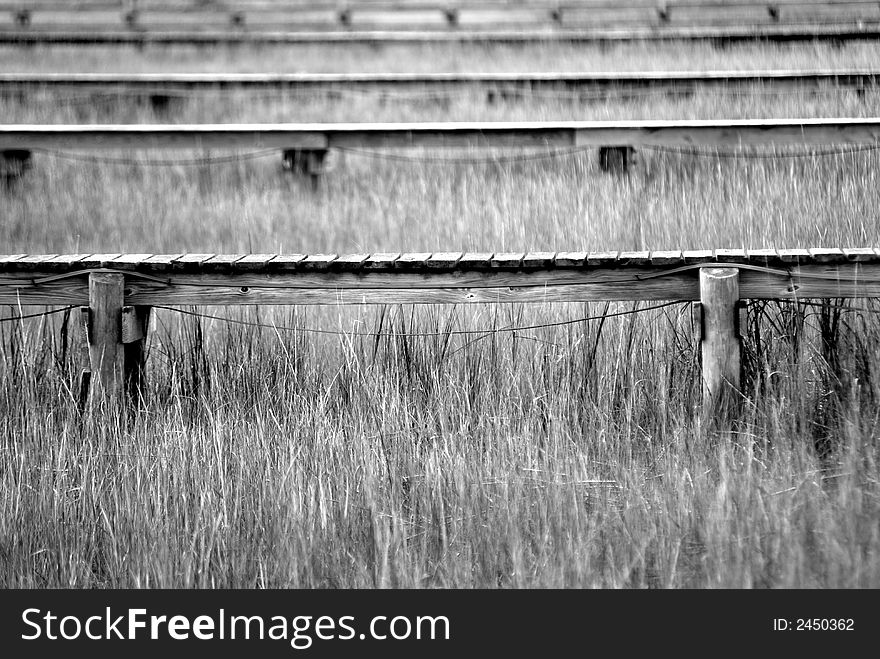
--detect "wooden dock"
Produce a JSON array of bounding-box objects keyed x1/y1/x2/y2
[
  {"x1": 2, "y1": 248, "x2": 878, "y2": 411},
  {"x1": 3, "y1": 23, "x2": 880, "y2": 45}
]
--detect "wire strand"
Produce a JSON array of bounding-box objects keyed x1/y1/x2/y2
[
  {"x1": 152, "y1": 301, "x2": 682, "y2": 337},
  {"x1": 0, "y1": 305, "x2": 76, "y2": 323},
  {"x1": 643, "y1": 143, "x2": 880, "y2": 159},
  {"x1": 336, "y1": 145, "x2": 593, "y2": 164},
  {"x1": 31, "y1": 147, "x2": 279, "y2": 167}
]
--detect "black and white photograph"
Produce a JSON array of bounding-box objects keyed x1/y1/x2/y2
[{"x1": 0, "y1": 0, "x2": 878, "y2": 654}]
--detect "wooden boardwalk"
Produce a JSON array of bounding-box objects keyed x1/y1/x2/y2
[
  {"x1": 3, "y1": 119, "x2": 880, "y2": 151},
  {"x1": 4, "y1": 247, "x2": 877, "y2": 408},
  {"x1": 3, "y1": 23, "x2": 880, "y2": 45},
  {"x1": 3, "y1": 0, "x2": 879, "y2": 32},
  {"x1": 3, "y1": 69, "x2": 880, "y2": 95},
  {"x1": 2, "y1": 249, "x2": 879, "y2": 307}
]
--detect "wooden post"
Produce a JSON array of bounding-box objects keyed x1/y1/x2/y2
[
  {"x1": 699, "y1": 267, "x2": 741, "y2": 421},
  {"x1": 1, "y1": 149, "x2": 32, "y2": 186},
  {"x1": 282, "y1": 148, "x2": 328, "y2": 190},
  {"x1": 122, "y1": 305, "x2": 151, "y2": 403},
  {"x1": 598, "y1": 146, "x2": 635, "y2": 174},
  {"x1": 87, "y1": 272, "x2": 125, "y2": 402}
]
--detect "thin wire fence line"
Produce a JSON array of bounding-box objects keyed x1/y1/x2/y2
[
  {"x1": 0, "y1": 305, "x2": 76, "y2": 323},
  {"x1": 152, "y1": 301, "x2": 683, "y2": 337},
  {"x1": 21, "y1": 141, "x2": 880, "y2": 169},
  {"x1": 334, "y1": 145, "x2": 595, "y2": 164},
  {"x1": 30, "y1": 147, "x2": 280, "y2": 167},
  {"x1": 1, "y1": 299, "x2": 875, "y2": 331},
  {"x1": 643, "y1": 143, "x2": 880, "y2": 159}
]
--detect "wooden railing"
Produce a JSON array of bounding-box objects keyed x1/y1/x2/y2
[
  {"x1": 3, "y1": 24, "x2": 880, "y2": 45},
  {"x1": 2, "y1": 249, "x2": 879, "y2": 414},
  {"x1": 3, "y1": 0, "x2": 879, "y2": 28},
  {"x1": 3, "y1": 1, "x2": 880, "y2": 45}
]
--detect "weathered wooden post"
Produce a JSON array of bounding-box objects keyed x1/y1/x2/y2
[
  {"x1": 1, "y1": 149, "x2": 32, "y2": 186},
  {"x1": 282, "y1": 148, "x2": 328, "y2": 190},
  {"x1": 598, "y1": 146, "x2": 636, "y2": 174},
  {"x1": 122, "y1": 305, "x2": 151, "y2": 403},
  {"x1": 81, "y1": 272, "x2": 151, "y2": 406},
  {"x1": 85, "y1": 272, "x2": 126, "y2": 402},
  {"x1": 699, "y1": 267, "x2": 742, "y2": 421}
]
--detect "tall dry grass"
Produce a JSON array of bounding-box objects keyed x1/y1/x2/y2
[{"x1": 1, "y1": 40, "x2": 879, "y2": 587}]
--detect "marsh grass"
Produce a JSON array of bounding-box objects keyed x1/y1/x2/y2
[{"x1": 1, "y1": 40, "x2": 879, "y2": 587}]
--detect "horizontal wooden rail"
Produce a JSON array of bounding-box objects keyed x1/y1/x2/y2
[
  {"x1": 3, "y1": 0, "x2": 878, "y2": 17},
  {"x1": 3, "y1": 118, "x2": 880, "y2": 151},
  {"x1": 3, "y1": 69, "x2": 880, "y2": 94},
  {"x1": 4, "y1": 22, "x2": 880, "y2": 45},
  {"x1": 2, "y1": 249, "x2": 879, "y2": 307}
]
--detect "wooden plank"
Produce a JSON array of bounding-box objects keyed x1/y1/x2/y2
[
  {"x1": 332, "y1": 253, "x2": 371, "y2": 270},
  {"x1": 234, "y1": 254, "x2": 277, "y2": 270},
  {"x1": 14, "y1": 254, "x2": 59, "y2": 270},
  {"x1": 714, "y1": 248, "x2": 748, "y2": 262},
  {"x1": 299, "y1": 254, "x2": 338, "y2": 270},
  {"x1": 3, "y1": 118, "x2": 880, "y2": 151},
  {"x1": 44, "y1": 254, "x2": 91, "y2": 270},
  {"x1": 5, "y1": 23, "x2": 880, "y2": 47},
  {"x1": 5, "y1": 261, "x2": 880, "y2": 307},
  {"x1": 842, "y1": 247, "x2": 877, "y2": 261},
  {"x1": 201, "y1": 254, "x2": 246, "y2": 272},
  {"x1": 266, "y1": 254, "x2": 307, "y2": 271},
  {"x1": 394, "y1": 253, "x2": 432, "y2": 269},
  {"x1": 777, "y1": 248, "x2": 812, "y2": 263},
  {"x1": 682, "y1": 250, "x2": 715, "y2": 264},
  {"x1": 110, "y1": 253, "x2": 153, "y2": 269},
  {"x1": 586, "y1": 251, "x2": 619, "y2": 266},
  {"x1": 649, "y1": 250, "x2": 684, "y2": 265},
  {"x1": 425, "y1": 252, "x2": 463, "y2": 269},
  {"x1": 0, "y1": 254, "x2": 26, "y2": 267},
  {"x1": 808, "y1": 247, "x2": 846, "y2": 262},
  {"x1": 745, "y1": 247, "x2": 780, "y2": 264},
  {"x1": 552, "y1": 251, "x2": 587, "y2": 267},
  {"x1": 78, "y1": 254, "x2": 123, "y2": 268},
  {"x1": 171, "y1": 254, "x2": 215, "y2": 271},
  {"x1": 521, "y1": 252, "x2": 557, "y2": 268},
  {"x1": 456, "y1": 252, "x2": 494, "y2": 269},
  {"x1": 142, "y1": 254, "x2": 184, "y2": 271},
  {"x1": 490, "y1": 253, "x2": 524, "y2": 269},
  {"x1": 617, "y1": 251, "x2": 652, "y2": 266},
  {"x1": 363, "y1": 253, "x2": 401, "y2": 270}
]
